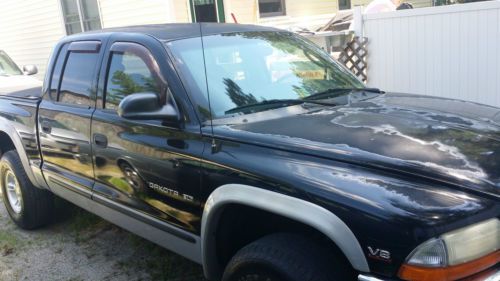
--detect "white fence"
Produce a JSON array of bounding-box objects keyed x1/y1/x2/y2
[{"x1": 360, "y1": 1, "x2": 500, "y2": 107}]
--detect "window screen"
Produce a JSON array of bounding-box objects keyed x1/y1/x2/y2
[
  {"x1": 258, "y1": 0, "x2": 285, "y2": 17},
  {"x1": 80, "y1": 0, "x2": 101, "y2": 31},
  {"x1": 58, "y1": 52, "x2": 99, "y2": 106},
  {"x1": 61, "y1": 0, "x2": 101, "y2": 35},
  {"x1": 105, "y1": 52, "x2": 159, "y2": 110}
]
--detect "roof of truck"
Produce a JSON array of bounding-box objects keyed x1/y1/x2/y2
[{"x1": 83, "y1": 23, "x2": 282, "y2": 41}]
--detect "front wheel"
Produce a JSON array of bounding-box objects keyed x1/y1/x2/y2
[
  {"x1": 0, "y1": 150, "x2": 53, "y2": 229},
  {"x1": 222, "y1": 233, "x2": 354, "y2": 281}
]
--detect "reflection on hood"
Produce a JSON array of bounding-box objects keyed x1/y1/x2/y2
[{"x1": 216, "y1": 93, "x2": 500, "y2": 197}]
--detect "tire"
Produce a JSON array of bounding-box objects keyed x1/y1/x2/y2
[
  {"x1": 222, "y1": 233, "x2": 355, "y2": 281},
  {"x1": 0, "y1": 150, "x2": 54, "y2": 229}
]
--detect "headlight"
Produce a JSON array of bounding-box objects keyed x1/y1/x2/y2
[
  {"x1": 406, "y1": 238, "x2": 447, "y2": 267},
  {"x1": 399, "y1": 218, "x2": 500, "y2": 281},
  {"x1": 442, "y1": 218, "x2": 499, "y2": 265}
]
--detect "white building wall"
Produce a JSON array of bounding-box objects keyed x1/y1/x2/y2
[
  {"x1": 0, "y1": 0, "x2": 66, "y2": 79},
  {"x1": 0, "y1": 0, "x2": 188, "y2": 79},
  {"x1": 362, "y1": 1, "x2": 500, "y2": 107},
  {"x1": 99, "y1": 0, "x2": 177, "y2": 28},
  {"x1": 225, "y1": 0, "x2": 339, "y2": 25}
]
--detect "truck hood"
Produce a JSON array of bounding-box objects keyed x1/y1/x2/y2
[{"x1": 214, "y1": 93, "x2": 500, "y2": 198}]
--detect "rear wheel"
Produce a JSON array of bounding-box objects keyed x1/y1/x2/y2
[
  {"x1": 222, "y1": 233, "x2": 355, "y2": 281},
  {"x1": 0, "y1": 150, "x2": 53, "y2": 229}
]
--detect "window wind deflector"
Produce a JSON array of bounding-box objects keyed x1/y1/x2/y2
[
  {"x1": 224, "y1": 99, "x2": 334, "y2": 115},
  {"x1": 68, "y1": 41, "x2": 101, "y2": 53},
  {"x1": 304, "y1": 87, "x2": 383, "y2": 101}
]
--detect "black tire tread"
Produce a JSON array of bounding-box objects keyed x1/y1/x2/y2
[
  {"x1": 1, "y1": 150, "x2": 53, "y2": 229},
  {"x1": 223, "y1": 233, "x2": 351, "y2": 281}
]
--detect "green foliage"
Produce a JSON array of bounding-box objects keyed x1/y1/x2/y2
[
  {"x1": 0, "y1": 229, "x2": 19, "y2": 254},
  {"x1": 107, "y1": 70, "x2": 159, "y2": 108},
  {"x1": 126, "y1": 234, "x2": 205, "y2": 281},
  {"x1": 223, "y1": 78, "x2": 258, "y2": 107}
]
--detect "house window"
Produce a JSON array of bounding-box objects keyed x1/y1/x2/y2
[
  {"x1": 259, "y1": 0, "x2": 286, "y2": 17},
  {"x1": 61, "y1": 0, "x2": 102, "y2": 35},
  {"x1": 339, "y1": 0, "x2": 351, "y2": 10}
]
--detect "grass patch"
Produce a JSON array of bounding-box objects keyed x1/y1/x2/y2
[
  {"x1": 0, "y1": 229, "x2": 20, "y2": 256},
  {"x1": 0, "y1": 230, "x2": 18, "y2": 246},
  {"x1": 66, "y1": 208, "x2": 109, "y2": 243},
  {"x1": 68, "y1": 209, "x2": 103, "y2": 233},
  {"x1": 126, "y1": 234, "x2": 205, "y2": 281}
]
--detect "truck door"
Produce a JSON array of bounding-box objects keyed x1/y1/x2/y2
[
  {"x1": 38, "y1": 41, "x2": 103, "y2": 196},
  {"x1": 90, "y1": 39, "x2": 204, "y2": 233}
]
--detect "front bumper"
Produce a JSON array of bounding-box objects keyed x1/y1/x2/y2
[{"x1": 358, "y1": 263, "x2": 500, "y2": 281}]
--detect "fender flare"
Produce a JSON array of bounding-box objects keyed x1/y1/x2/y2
[
  {"x1": 0, "y1": 123, "x2": 42, "y2": 188},
  {"x1": 201, "y1": 184, "x2": 370, "y2": 280}
]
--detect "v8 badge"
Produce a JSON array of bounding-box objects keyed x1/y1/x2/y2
[{"x1": 367, "y1": 246, "x2": 392, "y2": 262}]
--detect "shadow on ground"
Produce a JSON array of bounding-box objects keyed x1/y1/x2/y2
[{"x1": 0, "y1": 196, "x2": 206, "y2": 281}]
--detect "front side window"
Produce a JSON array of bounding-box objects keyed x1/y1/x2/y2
[
  {"x1": 58, "y1": 51, "x2": 99, "y2": 106},
  {"x1": 259, "y1": 0, "x2": 286, "y2": 17},
  {"x1": 168, "y1": 32, "x2": 363, "y2": 118},
  {"x1": 105, "y1": 44, "x2": 160, "y2": 110},
  {"x1": 0, "y1": 51, "x2": 22, "y2": 76},
  {"x1": 61, "y1": 0, "x2": 102, "y2": 35}
]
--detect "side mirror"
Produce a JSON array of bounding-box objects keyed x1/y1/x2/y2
[
  {"x1": 22, "y1": 65, "x2": 38, "y2": 75},
  {"x1": 117, "y1": 92, "x2": 180, "y2": 121}
]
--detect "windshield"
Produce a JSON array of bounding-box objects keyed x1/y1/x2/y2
[
  {"x1": 0, "y1": 51, "x2": 23, "y2": 76},
  {"x1": 168, "y1": 31, "x2": 364, "y2": 118}
]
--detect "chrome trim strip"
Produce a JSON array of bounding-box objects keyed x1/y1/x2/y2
[
  {"x1": 484, "y1": 269, "x2": 500, "y2": 281},
  {"x1": 358, "y1": 274, "x2": 390, "y2": 281},
  {"x1": 93, "y1": 193, "x2": 197, "y2": 243},
  {"x1": 202, "y1": 184, "x2": 370, "y2": 280}
]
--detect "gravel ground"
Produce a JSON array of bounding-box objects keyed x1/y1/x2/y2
[{"x1": 0, "y1": 195, "x2": 205, "y2": 281}]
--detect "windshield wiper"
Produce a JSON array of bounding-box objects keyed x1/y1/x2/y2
[
  {"x1": 224, "y1": 88, "x2": 383, "y2": 115},
  {"x1": 304, "y1": 87, "x2": 383, "y2": 101},
  {"x1": 224, "y1": 99, "x2": 334, "y2": 115}
]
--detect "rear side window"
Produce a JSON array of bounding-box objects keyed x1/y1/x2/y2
[
  {"x1": 105, "y1": 43, "x2": 160, "y2": 110},
  {"x1": 59, "y1": 51, "x2": 99, "y2": 106},
  {"x1": 49, "y1": 44, "x2": 69, "y2": 100}
]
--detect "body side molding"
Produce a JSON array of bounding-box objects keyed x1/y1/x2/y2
[
  {"x1": 48, "y1": 179, "x2": 202, "y2": 263},
  {"x1": 201, "y1": 184, "x2": 370, "y2": 280}
]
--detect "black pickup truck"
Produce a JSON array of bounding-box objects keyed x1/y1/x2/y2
[{"x1": 0, "y1": 23, "x2": 498, "y2": 281}]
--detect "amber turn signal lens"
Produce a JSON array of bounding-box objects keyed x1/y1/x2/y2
[{"x1": 398, "y1": 250, "x2": 500, "y2": 281}]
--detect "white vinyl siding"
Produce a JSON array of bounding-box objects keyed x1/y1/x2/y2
[
  {"x1": 352, "y1": 0, "x2": 433, "y2": 9},
  {"x1": 99, "y1": 0, "x2": 175, "y2": 28},
  {"x1": 0, "y1": 0, "x2": 66, "y2": 79},
  {"x1": 363, "y1": 1, "x2": 500, "y2": 107},
  {"x1": 173, "y1": 0, "x2": 192, "y2": 22},
  {"x1": 284, "y1": 0, "x2": 338, "y2": 17},
  {"x1": 226, "y1": 0, "x2": 339, "y2": 24}
]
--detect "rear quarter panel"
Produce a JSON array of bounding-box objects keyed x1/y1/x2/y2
[{"x1": 0, "y1": 96, "x2": 43, "y2": 187}]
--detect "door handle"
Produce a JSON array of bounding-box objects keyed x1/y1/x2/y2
[
  {"x1": 93, "y1": 133, "x2": 108, "y2": 148},
  {"x1": 41, "y1": 121, "x2": 52, "y2": 134}
]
